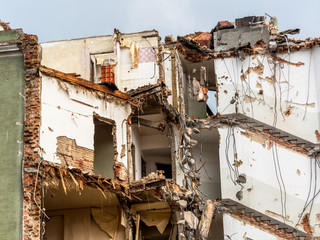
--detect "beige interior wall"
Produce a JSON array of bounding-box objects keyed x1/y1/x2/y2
[
  {"x1": 93, "y1": 120, "x2": 115, "y2": 178},
  {"x1": 45, "y1": 208, "x2": 126, "y2": 240}
]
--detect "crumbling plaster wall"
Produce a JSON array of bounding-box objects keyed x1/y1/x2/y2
[
  {"x1": 171, "y1": 124, "x2": 184, "y2": 186},
  {"x1": 218, "y1": 126, "x2": 320, "y2": 235},
  {"x1": 215, "y1": 47, "x2": 320, "y2": 143},
  {"x1": 118, "y1": 31, "x2": 159, "y2": 92},
  {"x1": 41, "y1": 31, "x2": 161, "y2": 93},
  {"x1": 163, "y1": 51, "x2": 173, "y2": 105},
  {"x1": 41, "y1": 36, "x2": 114, "y2": 81},
  {"x1": 39, "y1": 75, "x2": 131, "y2": 171}
]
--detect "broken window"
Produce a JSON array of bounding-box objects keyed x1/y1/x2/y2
[{"x1": 93, "y1": 118, "x2": 115, "y2": 178}]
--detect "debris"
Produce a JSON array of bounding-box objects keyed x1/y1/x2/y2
[
  {"x1": 198, "y1": 200, "x2": 216, "y2": 240},
  {"x1": 236, "y1": 190, "x2": 243, "y2": 201},
  {"x1": 184, "y1": 211, "x2": 199, "y2": 230}
]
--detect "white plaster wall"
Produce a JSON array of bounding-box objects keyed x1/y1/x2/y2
[
  {"x1": 215, "y1": 47, "x2": 320, "y2": 143},
  {"x1": 41, "y1": 36, "x2": 114, "y2": 80},
  {"x1": 132, "y1": 126, "x2": 142, "y2": 180},
  {"x1": 119, "y1": 49, "x2": 158, "y2": 91},
  {"x1": 39, "y1": 75, "x2": 131, "y2": 168},
  {"x1": 163, "y1": 51, "x2": 173, "y2": 105},
  {"x1": 118, "y1": 34, "x2": 159, "y2": 92},
  {"x1": 223, "y1": 213, "x2": 278, "y2": 240},
  {"x1": 175, "y1": 51, "x2": 186, "y2": 116},
  {"x1": 219, "y1": 126, "x2": 320, "y2": 235}
]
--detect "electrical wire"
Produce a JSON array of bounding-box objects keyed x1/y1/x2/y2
[
  {"x1": 33, "y1": 158, "x2": 50, "y2": 220},
  {"x1": 271, "y1": 54, "x2": 288, "y2": 223}
]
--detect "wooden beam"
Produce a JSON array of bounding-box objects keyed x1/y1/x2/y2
[{"x1": 40, "y1": 65, "x2": 130, "y2": 100}]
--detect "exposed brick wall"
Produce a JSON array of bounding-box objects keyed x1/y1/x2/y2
[
  {"x1": 56, "y1": 136, "x2": 94, "y2": 172},
  {"x1": 114, "y1": 161, "x2": 128, "y2": 181},
  {"x1": 230, "y1": 211, "x2": 308, "y2": 239},
  {"x1": 17, "y1": 32, "x2": 42, "y2": 240}
]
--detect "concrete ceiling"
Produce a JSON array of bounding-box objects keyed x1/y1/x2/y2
[{"x1": 45, "y1": 184, "x2": 119, "y2": 210}]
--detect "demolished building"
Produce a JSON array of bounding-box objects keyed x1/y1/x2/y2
[{"x1": 0, "y1": 15, "x2": 320, "y2": 240}]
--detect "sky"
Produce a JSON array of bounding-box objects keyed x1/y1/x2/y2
[{"x1": 0, "y1": 0, "x2": 319, "y2": 43}]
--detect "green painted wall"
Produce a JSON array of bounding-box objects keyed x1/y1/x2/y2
[
  {"x1": 0, "y1": 53, "x2": 25, "y2": 239},
  {"x1": 0, "y1": 31, "x2": 18, "y2": 42},
  {"x1": 186, "y1": 98, "x2": 207, "y2": 119}
]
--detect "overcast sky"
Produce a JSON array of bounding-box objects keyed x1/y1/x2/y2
[{"x1": 0, "y1": 0, "x2": 319, "y2": 43}]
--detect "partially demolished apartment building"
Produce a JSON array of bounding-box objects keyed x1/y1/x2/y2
[{"x1": 1, "y1": 15, "x2": 320, "y2": 240}]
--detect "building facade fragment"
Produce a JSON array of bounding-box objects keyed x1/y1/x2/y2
[{"x1": 0, "y1": 15, "x2": 320, "y2": 240}]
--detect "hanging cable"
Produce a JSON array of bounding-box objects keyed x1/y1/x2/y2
[
  {"x1": 271, "y1": 54, "x2": 287, "y2": 223},
  {"x1": 33, "y1": 158, "x2": 50, "y2": 220}
]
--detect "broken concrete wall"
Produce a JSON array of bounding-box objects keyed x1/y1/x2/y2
[
  {"x1": 218, "y1": 126, "x2": 320, "y2": 236},
  {"x1": 39, "y1": 74, "x2": 131, "y2": 175},
  {"x1": 223, "y1": 213, "x2": 279, "y2": 240},
  {"x1": 213, "y1": 25, "x2": 269, "y2": 52},
  {"x1": 170, "y1": 124, "x2": 184, "y2": 186},
  {"x1": 215, "y1": 46, "x2": 320, "y2": 143},
  {"x1": 41, "y1": 36, "x2": 115, "y2": 81},
  {"x1": 41, "y1": 30, "x2": 160, "y2": 93},
  {"x1": 163, "y1": 50, "x2": 174, "y2": 106},
  {"x1": 163, "y1": 47, "x2": 183, "y2": 110},
  {"x1": 117, "y1": 30, "x2": 159, "y2": 92},
  {"x1": 174, "y1": 49, "x2": 186, "y2": 116}
]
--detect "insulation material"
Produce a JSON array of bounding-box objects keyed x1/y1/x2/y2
[
  {"x1": 121, "y1": 40, "x2": 138, "y2": 68},
  {"x1": 91, "y1": 207, "x2": 120, "y2": 239},
  {"x1": 131, "y1": 201, "x2": 171, "y2": 234},
  {"x1": 138, "y1": 47, "x2": 156, "y2": 63},
  {"x1": 139, "y1": 209, "x2": 171, "y2": 234}
]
